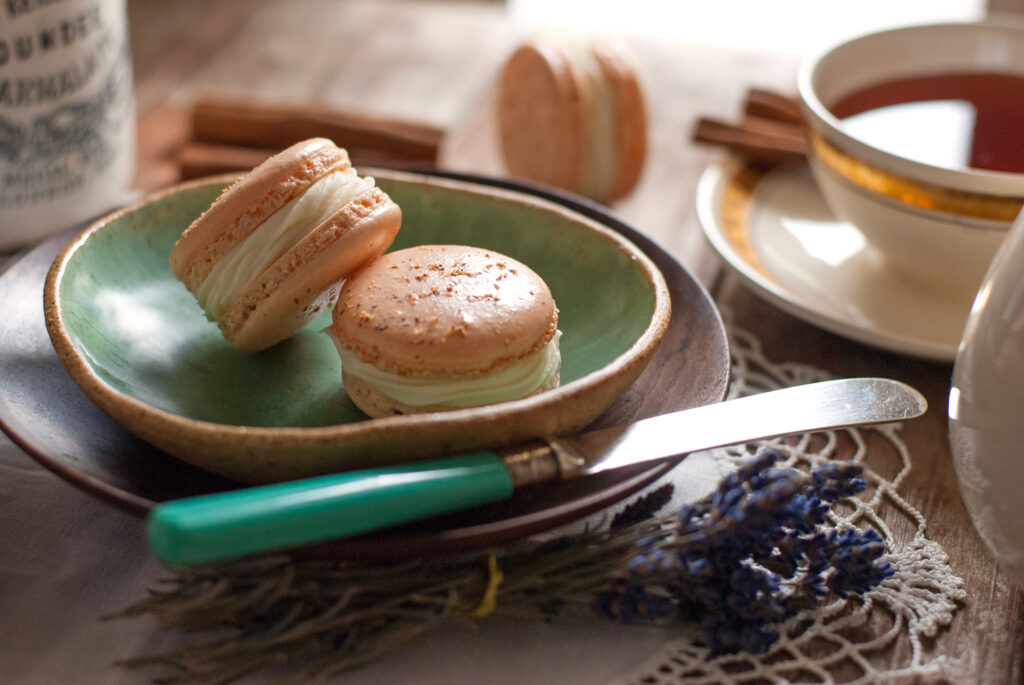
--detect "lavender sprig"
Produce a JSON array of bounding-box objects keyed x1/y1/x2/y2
[
  {"x1": 591, "y1": 449, "x2": 892, "y2": 654},
  {"x1": 112, "y1": 450, "x2": 893, "y2": 681}
]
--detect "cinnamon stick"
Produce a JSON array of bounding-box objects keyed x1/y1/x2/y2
[
  {"x1": 190, "y1": 97, "x2": 445, "y2": 164},
  {"x1": 178, "y1": 142, "x2": 275, "y2": 179},
  {"x1": 177, "y1": 141, "x2": 435, "y2": 180},
  {"x1": 692, "y1": 115, "x2": 806, "y2": 166},
  {"x1": 742, "y1": 88, "x2": 805, "y2": 126}
]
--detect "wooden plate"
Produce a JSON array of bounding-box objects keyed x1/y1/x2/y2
[{"x1": 1, "y1": 171, "x2": 729, "y2": 559}]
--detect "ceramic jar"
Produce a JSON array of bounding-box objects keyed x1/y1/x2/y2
[
  {"x1": 950, "y1": 208, "x2": 1024, "y2": 588},
  {"x1": 0, "y1": 0, "x2": 135, "y2": 251}
]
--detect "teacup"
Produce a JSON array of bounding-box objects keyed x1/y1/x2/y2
[{"x1": 797, "y1": 20, "x2": 1024, "y2": 295}]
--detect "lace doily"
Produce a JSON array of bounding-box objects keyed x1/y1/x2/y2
[{"x1": 610, "y1": 322, "x2": 966, "y2": 685}]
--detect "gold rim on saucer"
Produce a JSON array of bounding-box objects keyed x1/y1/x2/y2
[
  {"x1": 718, "y1": 164, "x2": 772, "y2": 278},
  {"x1": 698, "y1": 160, "x2": 968, "y2": 363},
  {"x1": 809, "y1": 132, "x2": 1024, "y2": 223}
]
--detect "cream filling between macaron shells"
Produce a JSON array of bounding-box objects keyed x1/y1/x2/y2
[
  {"x1": 567, "y1": 43, "x2": 619, "y2": 201},
  {"x1": 195, "y1": 167, "x2": 375, "y2": 321},
  {"x1": 328, "y1": 330, "x2": 562, "y2": 409}
]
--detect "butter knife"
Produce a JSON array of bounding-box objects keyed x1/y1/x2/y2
[{"x1": 148, "y1": 377, "x2": 926, "y2": 565}]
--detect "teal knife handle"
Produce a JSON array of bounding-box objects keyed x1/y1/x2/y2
[{"x1": 147, "y1": 452, "x2": 513, "y2": 566}]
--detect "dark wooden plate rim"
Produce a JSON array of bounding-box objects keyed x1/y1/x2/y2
[{"x1": 0, "y1": 168, "x2": 730, "y2": 560}]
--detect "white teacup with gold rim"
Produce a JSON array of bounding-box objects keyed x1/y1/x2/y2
[{"x1": 797, "y1": 20, "x2": 1024, "y2": 295}]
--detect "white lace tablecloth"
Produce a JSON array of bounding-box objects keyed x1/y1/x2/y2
[{"x1": 0, "y1": 302, "x2": 965, "y2": 684}]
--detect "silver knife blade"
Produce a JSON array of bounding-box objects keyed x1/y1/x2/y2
[
  {"x1": 148, "y1": 377, "x2": 927, "y2": 564},
  {"x1": 505, "y1": 378, "x2": 926, "y2": 482}
]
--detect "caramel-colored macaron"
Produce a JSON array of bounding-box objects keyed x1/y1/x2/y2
[
  {"x1": 170, "y1": 138, "x2": 402, "y2": 352},
  {"x1": 326, "y1": 245, "x2": 560, "y2": 417},
  {"x1": 497, "y1": 37, "x2": 647, "y2": 203}
]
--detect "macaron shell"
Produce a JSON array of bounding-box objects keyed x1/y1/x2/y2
[
  {"x1": 342, "y1": 364, "x2": 561, "y2": 418},
  {"x1": 331, "y1": 245, "x2": 558, "y2": 376},
  {"x1": 591, "y1": 42, "x2": 647, "y2": 201},
  {"x1": 219, "y1": 187, "x2": 401, "y2": 352},
  {"x1": 497, "y1": 39, "x2": 649, "y2": 203},
  {"x1": 497, "y1": 42, "x2": 589, "y2": 195},
  {"x1": 170, "y1": 138, "x2": 350, "y2": 292}
]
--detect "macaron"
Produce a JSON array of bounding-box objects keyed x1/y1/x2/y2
[
  {"x1": 326, "y1": 244, "x2": 560, "y2": 417},
  {"x1": 496, "y1": 37, "x2": 647, "y2": 203},
  {"x1": 170, "y1": 138, "x2": 402, "y2": 352}
]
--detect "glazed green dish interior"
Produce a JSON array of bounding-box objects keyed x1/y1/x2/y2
[{"x1": 56, "y1": 174, "x2": 657, "y2": 428}]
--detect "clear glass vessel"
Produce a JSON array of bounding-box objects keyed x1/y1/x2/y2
[{"x1": 949, "y1": 207, "x2": 1024, "y2": 588}]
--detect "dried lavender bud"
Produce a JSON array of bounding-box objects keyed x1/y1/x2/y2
[
  {"x1": 812, "y1": 462, "x2": 867, "y2": 501},
  {"x1": 593, "y1": 449, "x2": 894, "y2": 655},
  {"x1": 783, "y1": 494, "x2": 828, "y2": 533},
  {"x1": 593, "y1": 580, "x2": 676, "y2": 623},
  {"x1": 628, "y1": 548, "x2": 680, "y2": 580},
  {"x1": 825, "y1": 528, "x2": 893, "y2": 597},
  {"x1": 610, "y1": 484, "x2": 674, "y2": 530}
]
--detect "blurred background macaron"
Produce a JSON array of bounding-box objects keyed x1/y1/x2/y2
[
  {"x1": 326, "y1": 244, "x2": 560, "y2": 417},
  {"x1": 170, "y1": 138, "x2": 402, "y2": 352},
  {"x1": 496, "y1": 36, "x2": 647, "y2": 204}
]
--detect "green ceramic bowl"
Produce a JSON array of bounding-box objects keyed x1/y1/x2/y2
[{"x1": 44, "y1": 170, "x2": 671, "y2": 483}]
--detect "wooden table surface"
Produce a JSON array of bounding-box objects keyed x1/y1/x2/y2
[{"x1": 119, "y1": 0, "x2": 1021, "y2": 681}]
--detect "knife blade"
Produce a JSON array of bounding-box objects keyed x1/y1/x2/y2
[{"x1": 147, "y1": 377, "x2": 926, "y2": 566}]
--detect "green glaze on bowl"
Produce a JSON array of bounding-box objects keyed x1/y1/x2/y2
[{"x1": 45, "y1": 170, "x2": 670, "y2": 483}]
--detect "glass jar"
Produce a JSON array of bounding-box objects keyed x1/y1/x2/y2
[{"x1": 949, "y1": 207, "x2": 1024, "y2": 588}]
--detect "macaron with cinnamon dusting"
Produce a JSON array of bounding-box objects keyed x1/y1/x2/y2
[
  {"x1": 170, "y1": 138, "x2": 402, "y2": 352},
  {"x1": 326, "y1": 244, "x2": 560, "y2": 417},
  {"x1": 497, "y1": 37, "x2": 647, "y2": 203}
]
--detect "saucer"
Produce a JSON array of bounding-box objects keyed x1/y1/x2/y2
[{"x1": 697, "y1": 160, "x2": 975, "y2": 362}]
